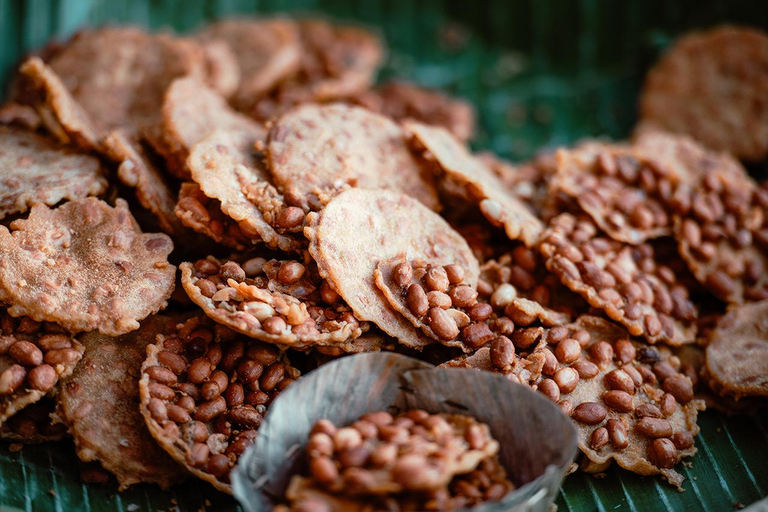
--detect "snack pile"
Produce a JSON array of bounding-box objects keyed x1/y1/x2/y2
[{"x1": 0, "y1": 15, "x2": 766, "y2": 507}]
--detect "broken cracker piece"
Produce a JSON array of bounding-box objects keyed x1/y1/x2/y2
[
  {"x1": 56, "y1": 315, "x2": 186, "y2": 490},
  {"x1": 181, "y1": 255, "x2": 367, "y2": 350},
  {"x1": 176, "y1": 183, "x2": 251, "y2": 250},
  {"x1": 0, "y1": 310, "x2": 84, "y2": 423},
  {"x1": 0, "y1": 126, "x2": 106, "y2": 220},
  {"x1": 540, "y1": 214, "x2": 698, "y2": 345},
  {"x1": 0, "y1": 198, "x2": 175, "y2": 336},
  {"x1": 139, "y1": 316, "x2": 301, "y2": 493},
  {"x1": 405, "y1": 121, "x2": 543, "y2": 247},
  {"x1": 306, "y1": 188, "x2": 477, "y2": 349},
  {"x1": 267, "y1": 103, "x2": 440, "y2": 211},
  {"x1": 706, "y1": 300, "x2": 768, "y2": 399},
  {"x1": 0, "y1": 398, "x2": 67, "y2": 444}
]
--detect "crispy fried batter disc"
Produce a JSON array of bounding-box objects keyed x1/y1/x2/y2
[
  {"x1": 639, "y1": 26, "x2": 768, "y2": 161},
  {"x1": 405, "y1": 121, "x2": 543, "y2": 247},
  {"x1": 252, "y1": 20, "x2": 384, "y2": 120},
  {"x1": 176, "y1": 183, "x2": 251, "y2": 250},
  {"x1": 0, "y1": 103, "x2": 41, "y2": 130},
  {"x1": 0, "y1": 198, "x2": 175, "y2": 336},
  {"x1": 305, "y1": 188, "x2": 478, "y2": 348},
  {"x1": 540, "y1": 214, "x2": 698, "y2": 345},
  {"x1": 196, "y1": 18, "x2": 302, "y2": 107},
  {"x1": 149, "y1": 76, "x2": 265, "y2": 178},
  {"x1": 0, "y1": 126, "x2": 106, "y2": 220},
  {"x1": 672, "y1": 169, "x2": 768, "y2": 304},
  {"x1": 140, "y1": 316, "x2": 302, "y2": 493},
  {"x1": 0, "y1": 398, "x2": 67, "y2": 443},
  {"x1": 101, "y1": 130, "x2": 188, "y2": 237},
  {"x1": 180, "y1": 255, "x2": 367, "y2": 350},
  {"x1": 313, "y1": 331, "x2": 396, "y2": 357},
  {"x1": 17, "y1": 57, "x2": 100, "y2": 150},
  {"x1": 706, "y1": 301, "x2": 768, "y2": 398},
  {"x1": 44, "y1": 27, "x2": 208, "y2": 138},
  {"x1": 0, "y1": 311, "x2": 84, "y2": 423},
  {"x1": 529, "y1": 316, "x2": 704, "y2": 489},
  {"x1": 56, "y1": 315, "x2": 186, "y2": 490},
  {"x1": 267, "y1": 104, "x2": 440, "y2": 211},
  {"x1": 553, "y1": 143, "x2": 675, "y2": 244},
  {"x1": 188, "y1": 129, "x2": 303, "y2": 252},
  {"x1": 200, "y1": 40, "x2": 241, "y2": 99},
  {"x1": 352, "y1": 82, "x2": 475, "y2": 142}
]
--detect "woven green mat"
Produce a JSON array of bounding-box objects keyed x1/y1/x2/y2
[{"x1": 0, "y1": 0, "x2": 766, "y2": 510}]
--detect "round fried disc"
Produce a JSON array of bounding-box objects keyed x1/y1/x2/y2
[
  {"x1": 266, "y1": 104, "x2": 440, "y2": 211},
  {"x1": 0, "y1": 311, "x2": 84, "y2": 423},
  {"x1": 176, "y1": 183, "x2": 251, "y2": 251},
  {"x1": 305, "y1": 188, "x2": 478, "y2": 348},
  {"x1": 139, "y1": 316, "x2": 302, "y2": 493},
  {"x1": 706, "y1": 301, "x2": 768, "y2": 398},
  {"x1": 149, "y1": 76, "x2": 265, "y2": 178},
  {"x1": 199, "y1": 39, "x2": 241, "y2": 99},
  {"x1": 196, "y1": 18, "x2": 302, "y2": 107},
  {"x1": 180, "y1": 255, "x2": 366, "y2": 350},
  {"x1": 529, "y1": 316, "x2": 704, "y2": 489},
  {"x1": 0, "y1": 398, "x2": 67, "y2": 444},
  {"x1": 405, "y1": 121, "x2": 543, "y2": 247},
  {"x1": 639, "y1": 26, "x2": 768, "y2": 161},
  {"x1": 0, "y1": 126, "x2": 106, "y2": 220},
  {"x1": 56, "y1": 315, "x2": 186, "y2": 490},
  {"x1": 188, "y1": 129, "x2": 303, "y2": 253},
  {"x1": 351, "y1": 82, "x2": 476, "y2": 142},
  {"x1": 539, "y1": 214, "x2": 698, "y2": 345},
  {"x1": 0, "y1": 198, "x2": 175, "y2": 336}
]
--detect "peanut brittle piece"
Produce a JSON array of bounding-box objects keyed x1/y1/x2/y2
[
  {"x1": 267, "y1": 104, "x2": 440, "y2": 211},
  {"x1": 0, "y1": 198, "x2": 175, "y2": 336},
  {"x1": 540, "y1": 214, "x2": 698, "y2": 345},
  {"x1": 56, "y1": 315, "x2": 186, "y2": 490},
  {"x1": 140, "y1": 316, "x2": 301, "y2": 493},
  {"x1": 306, "y1": 188, "x2": 477, "y2": 349},
  {"x1": 405, "y1": 121, "x2": 543, "y2": 247}
]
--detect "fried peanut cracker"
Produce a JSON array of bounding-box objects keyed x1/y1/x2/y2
[
  {"x1": 101, "y1": 130, "x2": 188, "y2": 237},
  {"x1": 672, "y1": 169, "x2": 768, "y2": 304},
  {"x1": 148, "y1": 76, "x2": 265, "y2": 178},
  {"x1": 17, "y1": 57, "x2": 99, "y2": 150},
  {"x1": 0, "y1": 398, "x2": 67, "y2": 443},
  {"x1": 0, "y1": 103, "x2": 41, "y2": 130},
  {"x1": 313, "y1": 331, "x2": 396, "y2": 357},
  {"x1": 540, "y1": 214, "x2": 698, "y2": 345},
  {"x1": 56, "y1": 315, "x2": 186, "y2": 490},
  {"x1": 176, "y1": 183, "x2": 251, "y2": 251},
  {"x1": 0, "y1": 311, "x2": 84, "y2": 423},
  {"x1": 187, "y1": 129, "x2": 303, "y2": 253},
  {"x1": 639, "y1": 25, "x2": 768, "y2": 161},
  {"x1": 706, "y1": 301, "x2": 768, "y2": 398},
  {"x1": 200, "y1": 40, "x2": 241, "y2": 99},
  {"x1": 306, "y1": 188, "x2": 478, "y2": 349},
  {"x1": 196, "y1": 18, "x2": 302, "y2": 108},
  {"x1": 440, "y1": 339, "x2": 546, "y2": 387},
  {"x1": 552, "y1": 143, "x2": 675, "y2": 244},
  {"x1": 301, "y1": 412, "x2": 500, "y2": 496},
  {"x1": 266, "y1": 104, "x2": 440, "y2": 211},
  {"x1": 528, "y1": 316, "x2": 704, "y2": 489},
  {"x1": 0, "y1": 126, "x2": 106, "y2": 220},
  {"x1": 44, "y1": 27, "x2": 208, "y2": 139},
  {"x1": 352, "y1": 82, "x2": 476, "y2": 142},
  {"x1": 0, "y1": 198, "x2": 175, "y2": 336},
  {"x1": 180, "y1": 255, "x2": 367, "y2": 350},
  {"x1": 140, "y1": 316, "x2": 302, "y2": 493},
  {"x1": 251, "y1": 20, "x2": 384, "y2": 120},
  {"x1": 405, "y1": 121, "x2": 543, "y2": 247}
]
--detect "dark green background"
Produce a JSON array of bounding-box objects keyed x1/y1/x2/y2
[{"x1": 0, "y1": 0, "x2": 767, "y2": 510}]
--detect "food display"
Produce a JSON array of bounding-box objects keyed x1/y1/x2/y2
[{"x1": 0, "y1": 12, "x2": 766, "y2": 512}]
